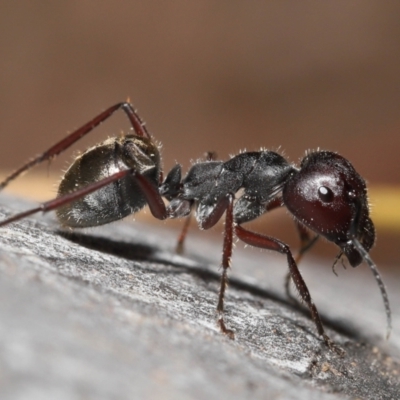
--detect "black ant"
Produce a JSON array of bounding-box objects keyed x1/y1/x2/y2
[{"x1": 0, "y1": 102, "x2": 391, "y2": 353}]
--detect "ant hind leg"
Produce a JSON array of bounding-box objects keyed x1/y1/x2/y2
[
  {"x1": 0, "y1": 169, "x2": 167, "y2": 228},
  {"x1": 0, "y1": 102, "x2": 149, "y2": 191}
]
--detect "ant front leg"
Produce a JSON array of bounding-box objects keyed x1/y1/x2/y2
[
  {"x1": 235, "y1": 225, "x2": 343, "y2": 354},
  {"x1": 285, "y1": 221, "x2": 319, "y2": 302},
  {"x1": 0, "y1": 102, "x2": 148, "y2": 191},
  {"x1": 294, "y1": 221, "x2": 319, "y2": 264}
]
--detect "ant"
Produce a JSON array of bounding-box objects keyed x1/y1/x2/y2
[{"x1": 0, "y1": 102, "x2": 391, "y2": 353}]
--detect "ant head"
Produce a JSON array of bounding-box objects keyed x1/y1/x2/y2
[{"x1": 283, "y1": 151, "x2": 375, "y2": 267}]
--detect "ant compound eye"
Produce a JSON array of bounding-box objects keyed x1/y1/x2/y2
[{"x1": 318, "y1": 186, "x2": 334, "y2": 203}]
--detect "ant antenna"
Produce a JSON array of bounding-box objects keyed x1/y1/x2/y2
[{"x1": 352, "y1": 238, "x2": 392, "y2": 339}]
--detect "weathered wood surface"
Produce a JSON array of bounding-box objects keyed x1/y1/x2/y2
[{"x1": 0, "y1": 194, "x2": 399, "y2": 400}]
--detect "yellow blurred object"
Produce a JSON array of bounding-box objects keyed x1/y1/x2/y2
[
  {"x1": 0, "y1": 171, "x2": 57, "y2": 201},
  {"x1": 369, "y1": 186, "x2": 400, "y2": 232}
]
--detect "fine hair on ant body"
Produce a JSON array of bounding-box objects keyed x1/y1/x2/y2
[{"x1": 0, "y1": 102, "x2": 391, "y2": 353}]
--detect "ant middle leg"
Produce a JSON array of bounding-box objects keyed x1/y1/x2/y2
[
  {"x1": 193, "y1": 194, "x2": 235, "y2": 338},
  {"x1": 235, "y1": 224, "x2": 343, "y2": 354},
  {"x1": 216, "y1": 195, "x2": 235, "y2": 339},
  {"x1": 0, "y1": 102, "x2": 149, "y2": 191}
]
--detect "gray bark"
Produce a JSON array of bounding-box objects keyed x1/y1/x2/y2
[{"x1": 0, "y1": 194, "x2": 399, "y2": 400}]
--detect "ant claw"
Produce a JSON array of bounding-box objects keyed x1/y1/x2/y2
[
  {"x1": 218, "y1": 317, "x2": 235, "y2": 340},
  {"x1": 323, "y1": 334, "x2": 346, "y2": 357}
]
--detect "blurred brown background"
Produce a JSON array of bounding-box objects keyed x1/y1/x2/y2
[{"x1": 0, "y1": 1, "x2": 399, "y2": 263}]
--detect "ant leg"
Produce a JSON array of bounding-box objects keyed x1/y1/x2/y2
[
  {"x1": 217, "y1": 195, "x2": 235, "y2": 339},
  {"x1": 0, "y1": 102, "x2": 149, "y2": 191},
  {"x1": 0, "y1": 170, "x2": 167, "y2": 227},
  {"x1": 0, "y1": 169, "x2": 135, "y2": 227},
  {"x1": 235, "y1": 224, "x2": 343, "y2": 354},
  {"x1": 295, "y1": 222, "x2": 319, "y2": 264},
  {"x1": 195, "y1": 195, "x2": 235, "y2": 338},
  {"x1": 175, "y1": 212, "x2": 192, "y2": 254},
  {"x1": 261, "y1": 197, "x2": 304, "y2": 302},
  {"x1": 133, "y1": 173, "x2": 167, "y2": 220},
  {"x1": 285, "y1": 222, "x2": 319, "y2": 302},
  {"x1": 174, "y1": 151, "x2": 217, "y2": 254}
]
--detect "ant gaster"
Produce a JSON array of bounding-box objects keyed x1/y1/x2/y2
[{"x1": 0, "y1": 102, "x2": 391, "y2": 353}]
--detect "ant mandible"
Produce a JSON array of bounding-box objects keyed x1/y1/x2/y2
[{"x1": 0, "y1": 102, "x2": 391, "y2": 353}]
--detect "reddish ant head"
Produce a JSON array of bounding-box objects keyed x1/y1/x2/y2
[{"x1": 283, "y1": 151, "x2": 375, "y2": 267}]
